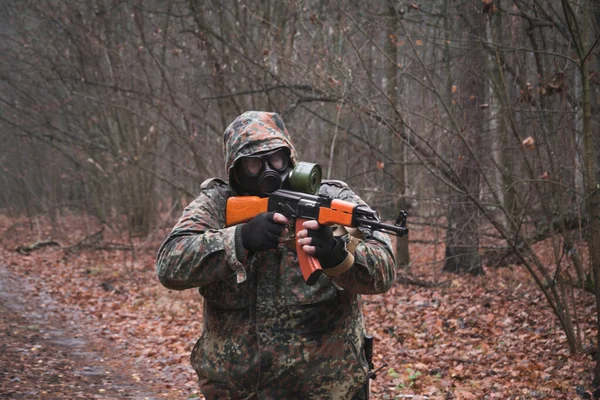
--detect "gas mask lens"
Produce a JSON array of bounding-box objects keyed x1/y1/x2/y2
[
  {"x1": 239, "y1": 148, "x2": 289, "y2": 176},
  {"x1": 267, "y1": 148, "x2": 288, "y2": 171},
  {"x1": 241, "y1": 157, "x2": 263, "y2": 176}
]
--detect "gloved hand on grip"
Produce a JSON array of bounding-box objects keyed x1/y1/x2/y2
[
  {"x1": 303, "y1": 224, "x2": 348, "y2": 269},
  {"x1": 240, "y1": 212, "x2": 288, "y2": 252}
]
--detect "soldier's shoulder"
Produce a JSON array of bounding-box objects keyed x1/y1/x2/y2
[
  {"x1": 319, "y1": 179, "x2": 353, "y2": 197},
  {"x1": 198, "y1": 178, "x2": 230, "y2": 203},
  {"x1": 200, "y1": 177, "x2": 228, "y2": 191},
  {"x1": 320, "y1": 179, "x2": 349, "y2": 189}
]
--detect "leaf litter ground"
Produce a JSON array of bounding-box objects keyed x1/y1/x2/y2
[{"x1": 0, "y1": 214, "x2": 595, "y2": 399}]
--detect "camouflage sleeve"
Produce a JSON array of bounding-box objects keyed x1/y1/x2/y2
[
  {"x1": 156, "y1": 186, "x2": 246, "y2": 291},
  {"x1": 322, "y1": 184, "x2": 397, "y2": 294}
]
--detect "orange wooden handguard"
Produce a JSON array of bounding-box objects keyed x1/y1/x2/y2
[
  {"x1": 295, "y1": 217, "x2": 323, "y2": 286},
  {"x1": 317, "y1": 199, "x2": 355, "y2": 226},
  {"x1": 225, "y1": 196, "x2": 269, "y2": 226}
]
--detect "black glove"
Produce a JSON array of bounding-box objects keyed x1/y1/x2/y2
[
  {"x1": 307, "y1": 225, "x2": 348, "y2": 269},
  {"x1": 240, "y1": 212, "x2": 285, "y2": 252}
]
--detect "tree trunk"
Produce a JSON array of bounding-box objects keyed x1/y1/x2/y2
[
  {"x1": 574, "y1": 0, "x2": 600, "y2": 385},
  {"x1": 386, "y1": 1, "x2": 410, "y2": 267},
  {"x1": 443, "y1": 1, "x2": 483, "y2": 275}
]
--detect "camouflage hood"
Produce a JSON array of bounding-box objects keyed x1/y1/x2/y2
[{"x1": 223, "y1": 111, "x2": 299, "y2": 185}]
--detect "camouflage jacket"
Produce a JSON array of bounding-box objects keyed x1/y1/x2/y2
[{"x1": 156, "y1": 112, "x2": 396, "y2": 399}]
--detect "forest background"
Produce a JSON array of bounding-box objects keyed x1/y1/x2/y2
[{"x1": 1, "y1": 0, "x2": 600, "y2": 398}]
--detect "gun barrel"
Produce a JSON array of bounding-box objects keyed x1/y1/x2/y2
[{"x1": 353, "y1": 217, "x2": 408, "y2": 237}]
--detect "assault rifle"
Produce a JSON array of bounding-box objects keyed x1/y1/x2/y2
[{"x1": 226, "y1": 189, "x2": 408, "y2": 285}]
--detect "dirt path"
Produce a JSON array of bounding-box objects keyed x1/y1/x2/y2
[{"x1": 0, "y1": 264, "x2": 164, "y2": 399}]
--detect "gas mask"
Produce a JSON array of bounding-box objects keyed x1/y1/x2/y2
[
  {"x1": 234, "y1": 148, "x2": 322, "y2": 197},
  {"x1": 234, "y1": 148, "x2": 292, "y2": 197}
]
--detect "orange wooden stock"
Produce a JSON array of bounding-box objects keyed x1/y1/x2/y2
[
  {"x1": 295, "y1": 217, "x2": 323, "y2": 286},
  {"x1": 225, "y1": 196, "x2": 269, "y2": 226}
]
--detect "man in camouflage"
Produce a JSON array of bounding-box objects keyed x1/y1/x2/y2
[{"x1": 156, "y1": 111, "x2": 396, "y2": 399}]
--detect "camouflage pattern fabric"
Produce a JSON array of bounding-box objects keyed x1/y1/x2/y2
[{"x1": 156, "y1": 111, "x2": 396, "y2": 399}]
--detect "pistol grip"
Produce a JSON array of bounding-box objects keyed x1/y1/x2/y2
[{"x1": 295, "y1": 218, "x2": 323, "y2": 285}]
